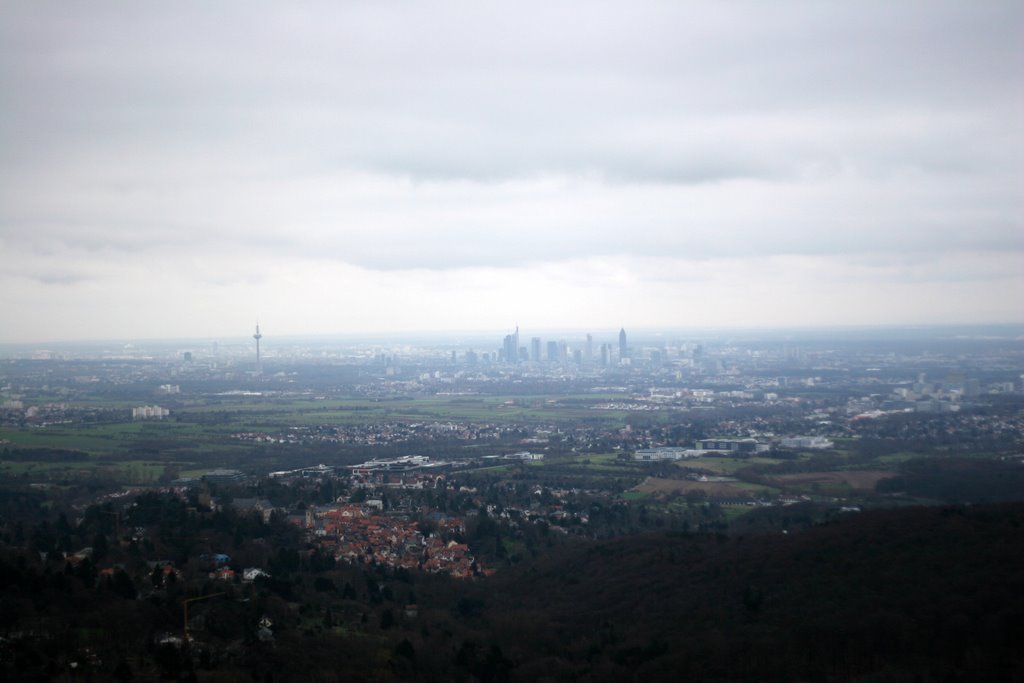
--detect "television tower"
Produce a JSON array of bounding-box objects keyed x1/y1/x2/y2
[{"x1": 253, "y1": 323, "x2": 263, "y2": 367}]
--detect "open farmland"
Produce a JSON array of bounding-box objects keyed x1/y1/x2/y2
[
  {"x1": 767, "y1": 470, "x2": 899, "y2": 492},
  {"x1": 633, "y1": 476, "x2": 776, "y2": 498},
  {"x1": 687, "y1": 456, "x2": 792, "y2": 474}
]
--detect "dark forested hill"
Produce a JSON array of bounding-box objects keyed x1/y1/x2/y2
[
  {"x1": 453, "y1": 503, "x2": 1024, "y2": 682},
  {"x1": 2, "y1": 503, "x2": 1022, "y2": 681}
]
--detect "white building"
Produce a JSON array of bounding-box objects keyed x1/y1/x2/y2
[
  {"x1": 503, "y1": 451, "x2": 544, "y2": 461},
  {"x1": 633, "y1": 447, "x2": 700, "y2": 462},
  {"x1": 132, "y1": 405, "x2": 170, "y2": 420},
  {"x1": 780, "y1": 436, "x2": 834, "y2": 449},
  {"x1": 243, "y1": 568, "x2": 270, "y2": 582}
]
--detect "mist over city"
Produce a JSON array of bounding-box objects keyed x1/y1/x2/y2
[{"x1": 1, "y1": 2, "x2": 1023, "y2": 682}]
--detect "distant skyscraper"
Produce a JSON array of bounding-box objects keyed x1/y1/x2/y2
[
  {"x1": 600, "y1": 343, "x2": 609, "y2": 367},
  {"x1": 502, "y1": 326, "x2": 520, "y2": 364},
  {"x1": 531, "y1": 337, "x2": 541, "y2": 362},
  {"x1": 547, "y1": 340, "x2": 559, "y2": 362},
  {"x1": 619, "y1": 328, "x2": 628, "y2": 361},
  {"x1": 585, "y1": 333, "x2": 593, "y2": 362}
]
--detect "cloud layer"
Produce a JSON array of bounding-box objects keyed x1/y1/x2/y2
[{"x1": 1, "y1": 1, "x2": 1021, "y2": 342}]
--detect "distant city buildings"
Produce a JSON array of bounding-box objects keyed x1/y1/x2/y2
[
  {"x1": 502, "y1": 326, "x2": 519, "y2": 364},
  {"x1": 132, "y1": 405, "x2": 169, "y2": 420},
  {"x1": 546, "y1": 340, "x2": 559, "y2": 362},
  {"x1": 496, "y1": 327, "x2": 626, "y2": 368}
]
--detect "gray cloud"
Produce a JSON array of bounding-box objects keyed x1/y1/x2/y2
[
  {"x1": 0, "y1": 1, "x2": 1021, "y2": 340},
  {"x1": 30, "y1": 271, "x2": 94, "y2": 286}
]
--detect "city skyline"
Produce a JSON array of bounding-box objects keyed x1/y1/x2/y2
[
  {"x1": 1, "y1": 2, "x2": 1021, "y2": 344},
  {"x1": 6, "y1": 322, "x2": 1024, "y2": 361}
]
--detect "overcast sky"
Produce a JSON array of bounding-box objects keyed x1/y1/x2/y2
[{"x1": 1, "y1": 1, "x2": 1021, "y2": 343}]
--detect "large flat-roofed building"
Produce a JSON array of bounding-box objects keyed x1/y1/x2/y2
[
  {"x1": 633, "y1": 447, "x2": 699, "y2": 461},
  {"x1": 694, "y1": 438, "x2": 760, "y2": 455}
]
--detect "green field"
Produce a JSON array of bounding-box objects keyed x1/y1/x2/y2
[
  {"x1": 875, "y1": 452, "x2": 919, "y2": 465},
  {"x1": 1, "y1": 392, "x2": 635, "y2": 460},
  {"x1": 171, "y1": 393, "x2": 632, "y2": 426},
  {"x1": 688, "y1": 456, "x2": 794, "y2": 474},
  {"x1": 0, "y1": 390, "x2": 900, "y2": 496},
  {"x1": 0, "y1": 459, "x2": 168, "y2": 483},
  {"x1": 0, "y1": 421, "x2": 238, "y2": 454}
]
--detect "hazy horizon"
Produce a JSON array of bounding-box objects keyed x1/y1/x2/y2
[
  {"x1": 3, "y1": 322, "x2": 1023, "y2": 353},
  {"x1": 2, "y1": 2, "x2": 1021, "y2": 343}
]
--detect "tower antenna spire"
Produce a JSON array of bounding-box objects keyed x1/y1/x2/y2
[{"x1": 253, "y1": 322, "x2": 263, "y2": 368}]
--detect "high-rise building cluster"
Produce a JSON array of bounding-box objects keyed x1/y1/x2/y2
[
  {"x1": 243, "y1": 322, "x2": 635, "y2": 371},
  {"x1": 491, "y1": 326, "x2": 630, "y2": 367}
]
